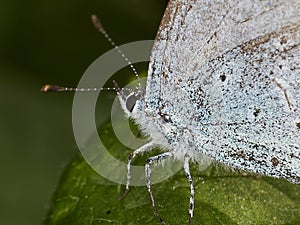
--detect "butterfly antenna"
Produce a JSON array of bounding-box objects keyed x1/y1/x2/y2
[
  {"x1": 112, "y1": 80, "x2": 128, "y2": 101},
  {"x1": 91, "y1": 14, "x2": 142, "y2": 89},
  {"x1": 41, "y1": 84, "x2": 135, "y2": 93},
  {"x1": 40, "y1": 84, "x2": 117, "y2": 92}
]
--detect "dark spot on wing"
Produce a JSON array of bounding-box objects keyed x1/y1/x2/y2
[
  {"x1": 280, "y1": 36, "x2": 288, "y2": 45},
  {"x1": 253, "y1": 108, "x2": 260, "y2": 117},
  {"x1": 220, "y1": 74, "x2": 226, "y2": 82},
  {"x1": 271, "y1": 157, "x2": 279, "y2": 166},
  {"x1": 296, "y1": 122, "x2": 300, "y2": 130}
]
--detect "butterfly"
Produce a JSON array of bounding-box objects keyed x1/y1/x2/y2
[
  {"x1": 42, "y1": 0, "x2": 300, "y2": 224},
  {"x1": 115, "y1": 0, "x2": 300, "y2": 224}
]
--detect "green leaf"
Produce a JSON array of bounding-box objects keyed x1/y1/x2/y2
[{"x1": 44, "y1": 121, "x2": 300, "y2": 225}]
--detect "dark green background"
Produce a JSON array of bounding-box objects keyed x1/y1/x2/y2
[{"x1": 0, "y1": 1, "x2": 168, "y2": 225}]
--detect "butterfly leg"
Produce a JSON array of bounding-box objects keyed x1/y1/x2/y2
[
  {"x1": 184, "y1": 154, "x2": 194, "y2": 225},
  {"x1": 119, "y1": 141, "x2": 156, "y2": 200},
  {"x1": 145, "y1": 152, "x2": 173, "y2": 225}
]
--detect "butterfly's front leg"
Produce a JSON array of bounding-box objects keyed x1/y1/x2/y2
[
  {"x1": 119, "y1": 141, "x2": 156, "y2": 200},
  {"x1": 183, "y1": 154, "x2": 194, "y2": 225}
]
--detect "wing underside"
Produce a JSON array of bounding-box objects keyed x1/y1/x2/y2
[{"x1": 145, "y1": 0, "x2": 300, "y2": 183}]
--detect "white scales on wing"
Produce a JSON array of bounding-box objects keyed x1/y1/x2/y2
[{"x1": 126, "y1": 0, "x2": 300, "y2": 183}]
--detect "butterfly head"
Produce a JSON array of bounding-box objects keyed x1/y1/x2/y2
[{"x1": 114, "y1": 80, "x2": 146, "y2": 120}]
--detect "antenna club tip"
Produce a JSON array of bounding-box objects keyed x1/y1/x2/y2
[
  {"x1": 91, "y1": 14, "x2": 103, "y2": 30},
  {"x1": 41, "y1": 84, "x2": 63, "y2": 92}
]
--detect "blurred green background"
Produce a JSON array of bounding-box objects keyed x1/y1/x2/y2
[{"x1": 0, "y1": 1, "x2": 168, "y2": 225}]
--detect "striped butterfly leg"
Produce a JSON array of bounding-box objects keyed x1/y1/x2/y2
[
  {"x1": 145, "y1": 152, "x2": 174, "y2": 225},
  {"x1": 183, "y1": 154, "x2": 194, "y2": 225},
  {"x1": 119, "y1": 141, "x2": 156, "y2": 200}
]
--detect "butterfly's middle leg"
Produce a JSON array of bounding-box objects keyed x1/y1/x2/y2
[
  {"x1": 183, "y1": 154, "x2": 194, "y2": 225},
  {"x1": 145, "y1": 152, "x2": 174, "y2": 225}
]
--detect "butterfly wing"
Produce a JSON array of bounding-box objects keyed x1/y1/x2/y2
[
  {"x1": 194, "y1": 25, "x2": 300, "y2": 184},
  {"x1": 146, "y1": 0, "x2": 300, "y2": 117},
  {"x1": 145, "y1": 0, "x2": 300, "y2": 183}
]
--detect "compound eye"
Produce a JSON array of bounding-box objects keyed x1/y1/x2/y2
[
  {"x1": 126, "y1": 94, "x2": 138, "y2": 112},
  {"x1": 161, "y1": 113, "x2": 172, "y2": 123}
]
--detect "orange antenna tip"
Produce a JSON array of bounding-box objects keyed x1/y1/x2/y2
[
  {"x1": 91, "y1": 14, "x2": 103, "y2": 30},
  {"x1": 41, "y1": 84, "x2": 65, "y2": 92}
]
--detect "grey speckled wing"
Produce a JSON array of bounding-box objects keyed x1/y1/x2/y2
[{"x1": 145, "y1": 0, "x2": 300, "y2": 183}]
